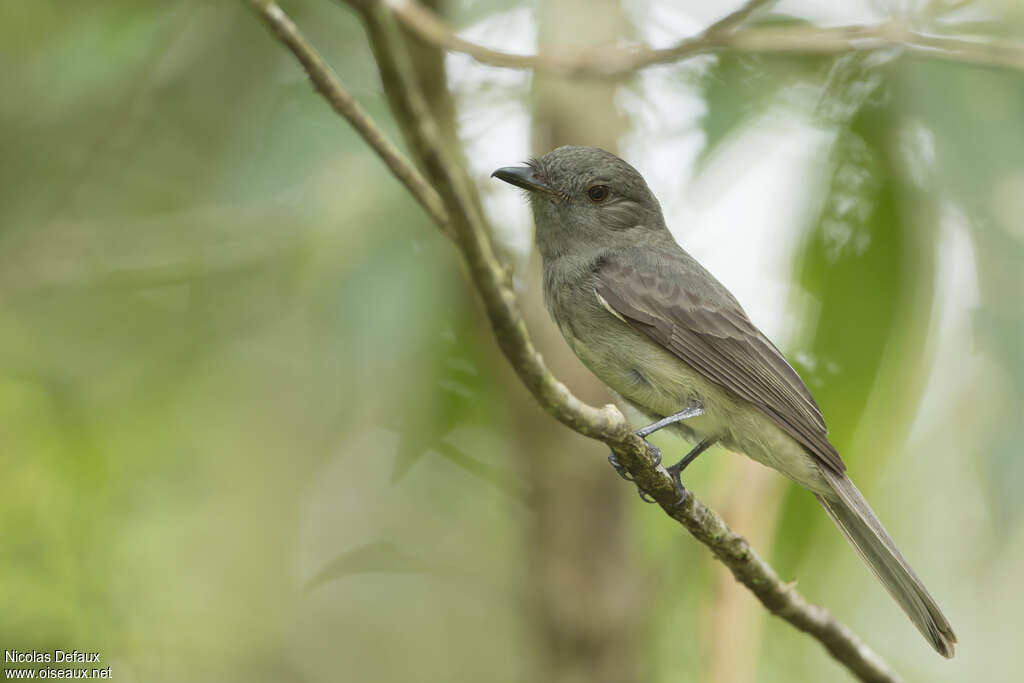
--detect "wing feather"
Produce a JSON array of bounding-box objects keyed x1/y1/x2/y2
[{"x1": 596, "y1": 254, "x2": 844, "y2": 473}]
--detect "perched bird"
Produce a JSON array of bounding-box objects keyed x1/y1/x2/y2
[{"x1": 493, "y1": 146, "x2": 956, "y2": 657}]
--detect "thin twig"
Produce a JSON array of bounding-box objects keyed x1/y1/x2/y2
[
  {"x1": 247, "y1": 1, "x2": 904, "y2": 681},
  {"x1": 702, "y1": 0, "x2": 776, "y2": 38},
  {"x1": 250, "y1": 0, "x2": 450, "y2": 232},
  {"x1": 390, "y1": 0, "x2": 1024, "y2": 76}
]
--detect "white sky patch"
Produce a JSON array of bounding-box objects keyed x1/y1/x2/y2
[
  {"x1": 624, "y1": 70, "x2": 834, "y2": 344},
  {"x1": 627, "y1": 0, "x2": 885, "y2": 43},
  {"x1": 678, "y1": 114, "x2": 834, "y2": 343},
  {"x1": 619, "y1": 73, "x2": 707, "y2": 202},
  {"x1": 443, "y1": 6, "x2": 536, "y2": 91},
  {"x1": 898, "y1": 118, "x2": 937, "y2": 189},
  {"x1": 444, "y1": 6, "x2": 536, "y2": 259},
  {"x1": 627, "y1": 0, "x2": 704, "y2": 47},
  {"x1": 905, "y1": 204, "x2": 982, "y2": 443}
]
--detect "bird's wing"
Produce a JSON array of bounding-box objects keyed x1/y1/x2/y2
[{"x1": 595, "y1": 253, "x2": 845, "y2": 473}]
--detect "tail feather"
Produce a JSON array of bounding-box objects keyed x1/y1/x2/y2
[{"x1": 816, "y1": 467, "x2": 957, "y2": 658}]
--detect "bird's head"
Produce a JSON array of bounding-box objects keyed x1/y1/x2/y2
[{"x1": 492, "y1": 146, "x2": 667, "y2": 259}]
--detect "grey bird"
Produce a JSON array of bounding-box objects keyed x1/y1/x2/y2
[{"x1": 492, "y1": 145, "x2": 956, "y2": 658}]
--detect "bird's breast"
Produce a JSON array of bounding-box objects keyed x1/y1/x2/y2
[{"x1": 548, "y1": 285, "x2": 718, "y2": 434}]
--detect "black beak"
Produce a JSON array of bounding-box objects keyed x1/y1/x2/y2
[{"x1": 491, "y1": 166, "x2": 554, "y2": 194}]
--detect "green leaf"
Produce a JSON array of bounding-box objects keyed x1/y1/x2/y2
[{"x1": 305, "y1": 542, "x2": 441, "y2": 592}]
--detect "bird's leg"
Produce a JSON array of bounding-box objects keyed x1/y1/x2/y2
[
  {"x1": 607, "y1": 402, "x2": 705, "y2": 503},
  {"x1": 664, "y1": 438, "x2": 715, "y2": 504},
  {"x1": 634, "y1": 402, "x2": 704, "y2": 439}
]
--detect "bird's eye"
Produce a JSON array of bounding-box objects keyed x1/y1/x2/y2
[{"x1": 587, "y1": 185, "x2": 610, "y2": 203}]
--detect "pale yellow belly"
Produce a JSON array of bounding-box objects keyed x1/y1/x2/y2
[{"x1": 564, "y1": 323, "x2": 831, "y2": 495}]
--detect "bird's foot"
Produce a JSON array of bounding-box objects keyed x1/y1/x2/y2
[
  {"x1": 607, "y1": 451, "x2": 633, "y2": 481},
  {"x1": 664, "y1": 461, "x2": 691, "y2": 506},
  {"x1": 608, "y1": 435, "x2": 663, "y2": 502},
  {"x1": 662, "y1": 439, "x2": 714, "y2": 506}
]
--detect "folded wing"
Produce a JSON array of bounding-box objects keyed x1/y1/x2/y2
[{"x1": 596, "y1": 252, "x2": 844, "y2": 473}]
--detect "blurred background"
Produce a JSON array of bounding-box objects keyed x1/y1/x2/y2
[{"x1": 2, "y1": 0, "x2": 1023, "y2": 681}]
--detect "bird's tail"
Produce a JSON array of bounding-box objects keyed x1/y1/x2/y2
[{"x1": 816, "y1": 467, "x2": 957, "y2": 658}]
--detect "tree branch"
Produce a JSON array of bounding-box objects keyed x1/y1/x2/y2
[
  {"x1": 696, "y1": 0, "x2": 776, "y2": 38},
  {"x1": 247, "y1": 1, "x2": 903, "y2": 681},
  {"x1": 250, "y1": 0, "x2": 450, "y2": 233},
  {"x1": 390, "y1": 0, "x2": 1024, "y2": 76}
]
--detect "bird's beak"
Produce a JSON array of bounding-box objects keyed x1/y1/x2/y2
[{"x1": 491, "y1": 166, "x2": 555, "y2": 195}]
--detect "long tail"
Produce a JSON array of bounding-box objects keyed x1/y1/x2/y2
[{"x1": 816, "y1": 467, "x2": 957, "y2": 657}]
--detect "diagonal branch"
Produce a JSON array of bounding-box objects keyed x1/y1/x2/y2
[
  {"x1": 390, "y1": 0, "x2": 1024, "y2": 76},
  {"x1": 697, "y1": 0, "x2": 776, "y2": 38},
  {"x1": 247, "y1": 1, "x2": 903, "y2": 681},
  {"x1": 250, "y1": 0, "x2": 450, "y2": 233}
]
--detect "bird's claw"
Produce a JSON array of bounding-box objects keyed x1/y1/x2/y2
[
  {"x1": 643, "y1": 439, "x2": 662, "y2": 467},
  {"x1": 608, "y1": 435, "x2": 664, "y2": 503},
  {"x1": 609, "y1": 413, "x2": 710, "y2": 506},
  {"x1": 633, "y1": 463, "x2": 690, "y2": 506},
  {"x1": 666, "y1": 463, "x2": 691, "y2": 507},
  {"x1": 607, "y1": 452, "x2": 634, "y2": 481}
]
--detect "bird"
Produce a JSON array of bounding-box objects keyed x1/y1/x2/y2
[{"x1": 492, "y1": 145, "x2": 956, "y2": 658}]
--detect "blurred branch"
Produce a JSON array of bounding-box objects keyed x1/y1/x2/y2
[
  {"x1": 390, "y1": 0, "x2": 774, "y2": 77},
  {"x1": 249, "y1": 0, "x2": 451, "y2": 235},
  {"x1": 392, "y1": 0, "x2": 1024, "y2": 76},
  {"x1": 704, "y1": 0, "x2": 777, "y2": 36},
  {"x1": 248, "y1": 1, "x2": 902, "y2": 681}
]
